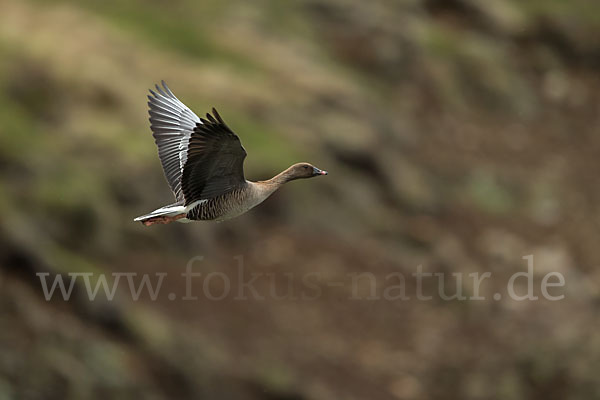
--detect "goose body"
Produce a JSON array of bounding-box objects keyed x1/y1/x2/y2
[
  {"x1": 134, "y1": 82, "x2": 327, "y2": 226},
  {"x1": 185, "y1": 182, "x2": 275, "y2": 222}
]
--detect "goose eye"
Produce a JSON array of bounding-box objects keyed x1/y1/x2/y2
[{"x1": 303, "y1": 166, "x2": 308, "y2": 169}]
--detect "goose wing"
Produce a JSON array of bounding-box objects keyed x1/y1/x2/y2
[
  {"x1": 148, "y1": 81, "x2": 200, "y2": 202},
  {"x1": 181, "y1": 108, "x2": 247, "y2": 205}
]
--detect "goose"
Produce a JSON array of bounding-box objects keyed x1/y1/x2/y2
[{"x1": 134, "y1": 81, "x2": 327, "y2": 226}]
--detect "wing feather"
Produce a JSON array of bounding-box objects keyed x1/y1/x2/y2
[
  {"x1": 147, "y1": 81, "x2": 200, "y2": 201},
  {"x1": 181, "y1": 108, "x2": 247, "y2": 205}
]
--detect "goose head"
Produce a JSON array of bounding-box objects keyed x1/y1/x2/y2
[{"x1": 287, "y1": 162, "x2": 328, "y2": 180}]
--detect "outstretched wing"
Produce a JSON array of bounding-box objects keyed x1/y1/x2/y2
[
  {"x1": 181, "y1": 109, "x2": 247, "y2": 205},
  {"x1": 148, "y1": 81, "x2": 200, "y2": 202}
]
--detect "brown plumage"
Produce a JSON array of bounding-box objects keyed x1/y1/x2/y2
[{"x1": 134, "y1": 82, "x2": 327, "y2": 226}]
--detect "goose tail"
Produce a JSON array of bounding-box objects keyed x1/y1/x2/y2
[{"x1": 134, "y1": 204, "x2": 188, "y2": 226}]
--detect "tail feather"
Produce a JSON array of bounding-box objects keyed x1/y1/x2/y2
[{"x1": 134, "y1": 204, "x2": 187, "y2": 224}]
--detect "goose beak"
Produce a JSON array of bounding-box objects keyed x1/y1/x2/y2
[{"x1": 313, "y1": 167, "x2": 328, "y2": 176}]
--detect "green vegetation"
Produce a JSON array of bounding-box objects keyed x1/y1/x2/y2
[{"x1": 1, "y1": 0, "x2": 599, "y2": 399}]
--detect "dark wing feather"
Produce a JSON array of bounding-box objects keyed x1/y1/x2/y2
[
  {"x1": 181, "y1": 108, "x2": 247, "y2": 205},
  {"x1": 148, "y1": 81, "x2": 200, "y2": 201}
]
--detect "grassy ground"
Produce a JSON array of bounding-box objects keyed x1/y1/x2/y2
[{"x1": 1, "y1": 0, "x2": 600, "y2": 399}]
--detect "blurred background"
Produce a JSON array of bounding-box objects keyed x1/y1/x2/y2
[{"x1": 1, "y1": 0, "x2": 599, "y2": 399}]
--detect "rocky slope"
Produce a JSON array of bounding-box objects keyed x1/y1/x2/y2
[{"x1": 1, "y1": 0, "x2": 599, "y2": 399}]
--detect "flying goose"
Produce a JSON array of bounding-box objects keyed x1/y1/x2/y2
[{"x1": 134, "y1": 81, "x2": 327, "y2": 226}]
